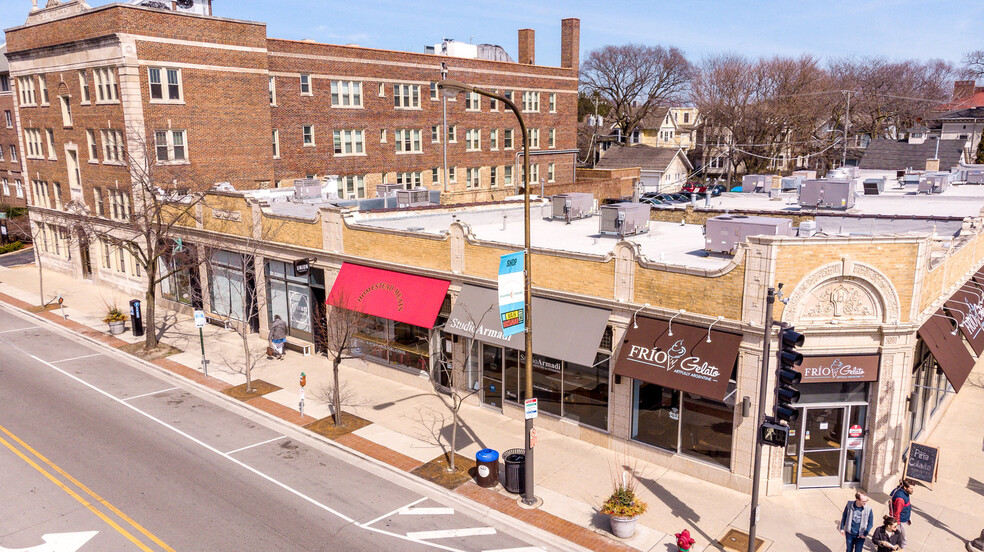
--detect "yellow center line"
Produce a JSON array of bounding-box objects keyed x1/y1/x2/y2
[{"x1": 0, "y1": 423, "x2": 175, "y2": 552}]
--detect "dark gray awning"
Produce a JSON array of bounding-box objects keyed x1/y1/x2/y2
[{"x1": 444, "y1": 284, "x2": 610, "y2": 366}]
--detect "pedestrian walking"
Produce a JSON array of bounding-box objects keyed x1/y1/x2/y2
[
  {"x1": 269, "y1": 315, "x2": 288, "y2": 360},
  {"x1": 839, "y1": 491, "x2": 874, "y2": 552},
  {"x1": 871, "y1": 515, "x2": 905, "y2": 552},
  {"x1": 890, "y1": 478, "x2": 914, "y2": 548}
]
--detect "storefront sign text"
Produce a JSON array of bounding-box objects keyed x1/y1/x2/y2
[
  {"x1": 357, "y1": 282, "x2": 404, "y2": 312},
  {"x1": 798, "y1": 355, "x2": 879, "y2": 383},
  {"x1": 625, "y1": 338, "x2": 722, "y2": 382}
]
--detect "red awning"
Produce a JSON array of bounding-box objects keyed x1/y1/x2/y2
[
  {"x1": 917, "y1": 310, "x2": 975, "y2": 392},
  {"x1": 327, "y1": 263, "x2": 450, "y2": 328}
]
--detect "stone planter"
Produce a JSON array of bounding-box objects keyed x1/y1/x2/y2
[
  {"x1": 107, "y1": 320, "x2": 125, "y2": 335},
  {"x1": 608, "y1": 514, "x2": 639, "y2": 539}
]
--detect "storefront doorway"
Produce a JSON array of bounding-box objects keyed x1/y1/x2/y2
[{"x1": 785, "y1": 404, "x2": 867, "y2": 488}]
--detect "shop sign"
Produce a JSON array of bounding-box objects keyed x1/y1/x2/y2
[
  {"x1": 798, "y1": 355, "x2": 879, "y2": 383},
  {"x1": 945, "y1": 283, "x2": 984, "y2": 355},
  {"x1": 498, "y1": 252, "x2": 525, "y2": 337},
  {"x1": 519, "y1": 352, "x2": 562, "y2": 373},
  {"x1": 293, "y1": 258, "x2": 310, "y2": 276},
  {"x1": 847, "y1": 424, "x2": 864, "y2": 450}
]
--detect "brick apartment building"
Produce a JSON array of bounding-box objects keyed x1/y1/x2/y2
[{"x1": 0, "y1": 45, "x2": 26, "y2": 212}]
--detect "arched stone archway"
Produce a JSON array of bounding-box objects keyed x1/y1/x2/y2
[{"x1": 782, "y1": 260, "x2": 901, "y2": 325}]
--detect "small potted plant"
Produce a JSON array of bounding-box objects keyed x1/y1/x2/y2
[
  {"x1": 600, "y1": 471, "x2": 648, "y2": 538},
  {"x1": 103, "y1": 306, "x2": 127, "y2": 335}
]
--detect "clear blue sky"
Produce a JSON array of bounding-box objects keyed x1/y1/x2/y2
[{"x1": 1, "y1": 0, "x2": 979, "y2": 67}]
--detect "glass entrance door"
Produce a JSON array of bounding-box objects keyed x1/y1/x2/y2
[{"x1": 798, "y1": 407, "x2": 845, "y2": 488}]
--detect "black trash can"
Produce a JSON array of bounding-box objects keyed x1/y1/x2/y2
[
  {"x1": 129, "y1": 299, "x2": 144, "y2": 337},
  {"x1": 474, "y1": 449, "x2": 499, "y2": 488},
  {"x1": 502, "y1": 448, "x2": 525, "y2": 494}
]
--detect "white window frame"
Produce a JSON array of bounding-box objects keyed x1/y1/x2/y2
[
  {"x1": 431, "y1": 125, "x2": 440, "y2": 143},
  {"x1": 4, "y1": 110, "x2": 11, "y2": 128},
  {"x1": 102, "y1": 129, "x2": 124, "y2": 164},
  {"x1": 528, "y1": 128, "x2": 540, "y2": 149},
  {"x1": 549, "y1": 93, "x2": 556, "y2": 113},
  {"x1": 448, "y1": 166, "x2": 457, "y2": 183},
  {"x1": 86, "y1": 130, "x2": 98, "y2": 162},
  {"x1": 447, "y1": 125, "x2": 457, "y2": 143},
  {"x1": 503, "y1": 165, "x2": 513, "y2": 186},
  {"x1": 1, "y1": 178, "x2": 8, "y2": 196},
  {"x1": 38, "y1": 75, "x2": 49, "y2": 105},
  {"x1": 393, "y1": 84, "x2": 421, "y2": 109},
  {"x1": 45, "y1": 129, "x2": 57, "y2": 160},
  {"x1": 269, "y1": 76, "x2": 277, "y2": 106},
  {"x1": 395, "y1": 171, "x2": 422, "y2": 189},
  {"x1": 465, "y1": 91, "x2": 480, "y2": 111},
  {"x1": 549, "y1": 128, "x2": 556, "y2": 148},
  {"x1": 522, "y1": 91, "x2": 540, "y2": 113},
  {"x1": 0, "y1": 145, "x2": 4, "y2": 161},
  {"x1": 394, "y1": 129, "x2": 422, "y2": 153},
  {"x1": 154, "y1": 129, "x2": 187, "y2": 163},
  {"x1": 465, "y1": 129, "x2": 481, "y2": 151},
  {"x1": 430, "y1": 82, "x2": 439, "y2": 101},
  {"x1": 465, "y1": 167, "x2": 480, "y2": 189},
  {"x1": 25, "y1": 128, "x2": 43, "y2": 159},
  {"x1": 93, "y1": 67, "x2": 118, "y2": 102},
  {"x1": 337, "y1": 175, "x2": 366, "y2": 199},
  {"x1": 503, "y1": 128, "x2": 514, "y2": 150},
  {"x1": 548, "y1": 162, "x2": 556, "y2": 182},
  {"x1": 333, "y1": 129, "x2": 365, "y2": 155},
  {"x1": 302, "y1": 125, "x2": 315, "y2": 147},
  {"x1": 148, "y1": 67, "x2": 183, "y2": 102},
  {"x1": 14, "y1": 179, "x2": 22, "y2": 198},
  {"x1": 490, "y1": 166, "x2": 498, "y2": 187},
  {"x1": 431, "y1": 167, "x2": 439, "y2": 184},
  {"x1": 299, "y1": 74, "x2": 312, "y2": 96},
  {"x1": 78, "y1": 70, "x2": 90, "y2": 104},
  {"x1": 17, "y1": 76, "x2": 36, "y2": 106},
  {"x1": 59, "y1": 96, "x2": 72, "y2": 127},
  {"x1": 10, "y1": 145, "x2": 17, "y2": 162},
  {"x1": 330, "y1": 80, "x2": 362, "y2": 107},
  {"x1": 489, "y1": 129, "x2": 499, "y2": 150},
  {"x1": 93, "y1": 186, "x2": 103, "y2": 216},
  {"x1": 272, "y1": 129, "x2": 280, "y2": 159}
]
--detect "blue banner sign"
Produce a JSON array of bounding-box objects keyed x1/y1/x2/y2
[{"x1": 498, "y1": 251, "x2": 525, "y2": 337}]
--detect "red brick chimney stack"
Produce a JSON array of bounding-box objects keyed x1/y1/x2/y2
[
  {"x1": 518, "y1": 28, "x2": 535, "y2": 65},
  {"x1": 561, "y1": 18, "x2": 580, "y2": 71}
]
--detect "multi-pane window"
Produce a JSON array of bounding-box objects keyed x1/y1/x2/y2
[
  {"x1": 522, "y1": 163, "x2": 539, "y2": 184},
  {"x1": 393, "y1": 84, "x2": 420, "y2": 108},
  {"x1": 330, "y1": 81, "x2": 362, "y2": 107},
  {"x1": 490, "y1": 167, "x2": 498, "y2": 187},
  {"x1": 548, "y1": 162, "x2": 556, "y2": 182},
  {"x1": 465, "y1": 168, "x2": 480, "y2": 189},
  {"x1": 396, "y1": 171, "x2": 421, "y2": 189},
  {"x1": 431, "y1": 125, "x2": 440, "y2": 143},
  {"x1": 431, "y1": 167, "x2": 440, "y2": 185},
  {"x1": 1, "y1": 178, "x2": 8, "y2": 196},
  {"x1": 268, "y1": 76, "x2": 276, "y2": 105},
  {"x1": 302, "y1": 125, "x2": 314, "y2": 146},
  {"x1": 45, "y1": 129, "x2": 56, "y2": 159},
  {"x1": 10, "y1": 145, "x2": 17, "y2": 162},
  {"x1": 14, "y1": 180, "x2": 22, "y2": 198},
  {"x1": 503, "y1": 129, "x2": 514, "y2": 149},
  {"x1": 38, "y1": 75, "x2": 49, "y2": 105},
  {"x1": 0, "y1": 74, "x2": 8, "y2": 92},
  {"x1": 271, "y1": 130, "x2": 280, "y2": 158},
  {"x1": 59, "y1": 96, "x2": 72, "y2": 127},
  {"x1": 4, "y1": 111, "x2": 11, "y2": 128},
  {"x1": 24, "y1": 128, "x2": 43, "y2": 159},
  {"x1": 0, "y1": 146, "x2": 4, "y2": 161},
  {"x1": 17, "y1": 76, "x2": 36, "y2": 106},
  {"x1": 108, "y1": 189, "x2": 131, "y2": 220},
  {"x1": 465, "y1": 91, "x2": 480, "y2": 111},
  {"x1": 337, "y1": 175, "x2": 365, "y2": 199},
  {"x1": 528, "y1": 128, "x2": 540, "y2": 149},
  {"x1": 299, "y1": 74, "x2": 312, "y2": 95},
  {"x1": 489, "y1": 93, "x2": 498, "y2": 111},
  {"x1": 503, "y1": 165, "x2": 513, "y2": 186},
  {"x1": 430, "y1": 82, "x2": 439, "y2": 100},
  {"x1": 102, "y1": 130, "x2": 124, "y2": 163},
  {"x1": 549, "y1": 128, "x2": 556, "y2": 148},
  {"x1": 78, "y1": 70, "x2": 90, "y2": 103},
  {"x1": 549, "y1": 93, "x2": 556, "y2": 113},
  {"x1": 490, "y1": 129, "x2": 498, "y2": 150},
  {"x1": 93, "y1": 187, "x2": 103, "y2": 216},
  {"x1": 332, "y1": 129, "x2": 364, "y2": 155},
  {"x1": 465, "y1": 129, "x2": 481, "y2": 151},
  {"x1": 448, "y1": 166, "x2": 457, "y2": 183},
  {"x1": 52, "y1": 182, "x2": 63, "y2": 209},
  {"x1": 93, "y1": 67, "x2": 118, "y2": 102},
  {"x1": 504, "y1": 90, "x2": 513, "y2": 103},
  {"x1": 522, "y1": 91, "x2": 539, "y2": 112},
  {"x1": 447, "y1": 125, "x2": 456, "y2": 142},
  {"x1": 148, "y1": 67, "x2": 182, "y2": 101},
  {"x1": 154, "y1": 130, "x2": 186, "y2": 162},
  {"x1": 394, "y1": 129, "x2": 422, "y2": 153}
]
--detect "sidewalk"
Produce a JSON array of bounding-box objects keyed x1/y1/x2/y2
[{"x1": 1, "y1": 262, "x2": 982, "y2": 552}]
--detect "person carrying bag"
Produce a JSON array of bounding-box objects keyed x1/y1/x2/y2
[
  {"x1": 268, "y1": 315, "x2": 288, "y2": 360},
  {"x1": 871, "y1": 515, "x2": 904, "y2": 552}
]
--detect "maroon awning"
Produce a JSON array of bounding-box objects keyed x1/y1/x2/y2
[
  {"x1": 798, "y1": 355, "x2": 880, "y2": 384},
  {"x1": 917, "y1": 310, "x2": 975, "y2": 392},
  {"x1": 944, "y1": 282, "x2": 984, "y2": 356},
  {"x1": 613, "y1": 316, "x2": 740, "y2": 400}
]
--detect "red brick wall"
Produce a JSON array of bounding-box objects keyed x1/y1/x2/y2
[{"x1": 0, "y1": 83, "x2": 26, "y2": 208}]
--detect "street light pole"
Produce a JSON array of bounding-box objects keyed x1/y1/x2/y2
[{"x1": 439, "y1": 79, "x2": 535, "y2": 505}]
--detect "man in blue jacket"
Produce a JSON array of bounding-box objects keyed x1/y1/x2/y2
[
  {"x1": 839, "y1": 491, "x2": 874, "y2": 552},
  {"x1": 890, "y1": 479, "x2": 914, "y2": 548}
]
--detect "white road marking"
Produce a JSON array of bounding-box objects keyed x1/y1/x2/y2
[
  {"x1": 407, "y1": 527, "x2": 497, "y2": 539},
  {"x1": 399, "y1": 506, "x2": 455, "y2": 515},
  {"x1": 122, "y1": 387, "x2": 179, "y2": 401},
  {"x1": 362, "y1": 497, "x2": 427, "y2": 527},
  {"x1": 0, "y1": 327, "x2": 37, "y2": 334},
  {"x1": 0, "y1": 530, "x2": 98, "y2": 552},
  {"x1": 482, "y1": 548, "x2": 547, "y2": 552},
  {"x1": 5, "y1": 340, "x2": 477, "y2": 552},
  {"x1": 51, "y1": 353, "x2": 103, "y2": 364},
  {"x1": 225, "y1": 435, "x2": 288, "y2": 455}
]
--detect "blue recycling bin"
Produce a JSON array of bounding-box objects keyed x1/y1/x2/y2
[{"x1": 474, "y1": 448, "x2": 499, "y2": 488}]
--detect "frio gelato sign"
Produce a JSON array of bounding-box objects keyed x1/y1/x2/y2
[
  {"x1": 798, "y1": 355, "x2": 879, "y2": 383},
  {"x1": 626, "y1": 338, "x2": 722, "y2": 382}
]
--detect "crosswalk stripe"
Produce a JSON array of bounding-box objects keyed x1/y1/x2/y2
[
  {"x1": 482, "y1": 548, "x2": 547, "y2": 552},
  {"x1": 407, "y1": 527, "x2": 497, "y2": 539},
  {"x1": 399, "y1": 506, "x2": 454, "y2": 515}
]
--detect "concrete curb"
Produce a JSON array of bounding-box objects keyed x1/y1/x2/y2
[{"x1": 0, "y1": 300, "x2": 603, "y2": 552}]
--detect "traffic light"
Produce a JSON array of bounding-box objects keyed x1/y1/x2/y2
[
  {"x1": 775, "y1": 326, "x2": 804, "y2": 424},
  {"x1": 761, "y1": 420, "x2": 790, "y2": 448}
]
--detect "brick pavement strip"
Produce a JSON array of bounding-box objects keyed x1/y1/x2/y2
[{"x1": 334, "y1": 433, "x2": 422, "y2": 472}]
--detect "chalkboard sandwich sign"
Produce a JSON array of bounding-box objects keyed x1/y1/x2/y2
[{"x1": 904, "y1": 442, "x2": 939, "y2": 488}]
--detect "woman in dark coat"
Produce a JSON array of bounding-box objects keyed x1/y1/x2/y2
[{"x1": 871, "y1": 515, "x2": 904, "y2": 552}]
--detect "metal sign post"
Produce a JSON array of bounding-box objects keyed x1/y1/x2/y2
[{"x1": 194, "y1": 310, "x2": 207, "y2": 377}]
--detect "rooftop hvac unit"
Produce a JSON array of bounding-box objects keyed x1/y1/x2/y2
[
  {"x1": 901, "y1": 173, "x2": 922, "y2": 186},
  {"x1": 792, "y1": 170, "x2": 817, "y2": 180},
  {"x1": 598, "y1": 203, "x2": 650, "y2": 236},
  {"x1": 376, "y1": 183, "x2": 403, "y2": 197},
  {"x1": 742, "y1": 174, "x2": 772, "y2": 192},
  {"x1": 704, "y1": 215, "x2": 792, "y2": 254},
  {"x1": 293, "y1": 179, "x2": 323, "y2": 203},
  {"x1": 396, "y1": 188, "x2": 431, "y2": 208},
  {"x1": 550, "y1": 193, "x2": 594, "y2": 221},
  {"x1": 781, "y1": 176, "x2": 803, "y2": 191},
  {"x1": 798, "y1": 220, "x2": 817, "y2": 237},
  {"x1": 827, "y1": 166, "x2": 858, "y2": 180},
  {"x1": 798, "y1": 179, "x2": 855, "y2": 210},
  {"x1": 918, "y1": 173, "x2": 949, "y2": 194},
  {"x1": 862, "y1": 178, "x2": 885, "y2": 195},
  {"x1": 968, "y1": 168, "x2": 984, "y2": 184}
]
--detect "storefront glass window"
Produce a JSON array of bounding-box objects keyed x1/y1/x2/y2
[
  {"x1": 563, "y1": 353, "x2": 609, "y2": 431},
  {"x1": 350, "y1": 309, "x2": 443, "y2": 374},
  {"x1": 209, "y1": 250, "x2": 245, "y2": 320},
  {"x1": 632, "y1": 382, "x2": 679, "y2": 452},
  {"x1": 528, "y1": 353, "x2": 563, "y2": 418}
]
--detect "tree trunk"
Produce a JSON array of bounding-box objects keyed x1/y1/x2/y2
[
  {"x1": 449, "y1": 400, "x2": 459, "y2": 472},
  {"x1": 243, "y1": 329, "x2": 253, "y2": 393},
  {"x1": 332, "y1": 356, "x2": 342, "y2": 425},
  {"x1": 34, "y1": 242, "x2": 45, "y2": 306},
  {"x1": 144, "y1": 264, "x2": 159, "y2": 349}
]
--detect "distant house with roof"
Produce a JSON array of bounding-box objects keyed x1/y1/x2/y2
[
  {"x1": 858, "y1": 137, "x2": 966, "y2": 172},
  {"x1": 939, "y1": 80, "x2": 984, "y2": 111},
  {"x1": 594, "y1": 145, "x2": 693, "y2": 193},
  {"x1": 935, "y1": 107, "x2": 984, "y2": 160}
]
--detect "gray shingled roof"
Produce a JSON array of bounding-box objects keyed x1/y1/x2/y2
[
  {"x1": 858, "y1": 138, "x2": 965, "y2": 171},
  {"x1": 594, "y1": 144, "x2": 691, "y2": 172},
  {"x1": 0, "y1": 45, "x2": 8, "y2": 75}
]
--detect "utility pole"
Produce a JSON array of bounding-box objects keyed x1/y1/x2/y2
[
  {"x1": 748, "y1": 287, "x2": 775, "y2": 552},
  {"x1": 842, "y1": 91, "x2": 852, "y2": 168}
]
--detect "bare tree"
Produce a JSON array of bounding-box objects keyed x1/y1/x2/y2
[
  {"x1": 74, "y1": 126, "x2": 205, "y2": 350},
  {"x1": 314, "y1": 297, "x2": 369, "y2": 425},
  {"x1": 963, "y1": 49, "x2": 984, "y2": 81},
  {"x1": 580, "y1": 44, "x2": 692, "y2": 143}
]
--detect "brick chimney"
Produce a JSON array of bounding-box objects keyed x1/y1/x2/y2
[
  {"x1": 518, "y1": 28, "x2": 534, "y2": 65},
  {"x1": 954, "y1": 80, "x2": 976, "y2": 100},
  {"x1": 561, "y1": 18, "x2": 580, "y2": 70}
]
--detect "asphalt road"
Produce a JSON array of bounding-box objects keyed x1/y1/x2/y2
[
  {"x1": 0, "y1": 306, "x2": 551, "y2": 552},
  {"x1": 0, "y1": 247, "x2": 34, "y2": 268}
]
